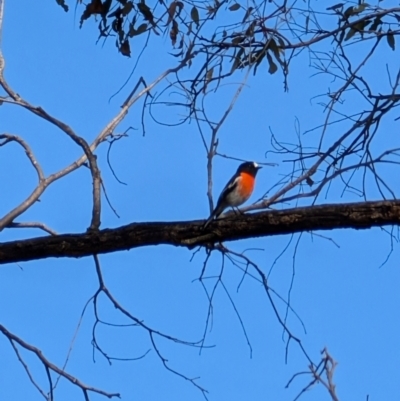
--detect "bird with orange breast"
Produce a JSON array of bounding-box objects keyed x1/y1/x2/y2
[{"x1": 204, "y1": 161, "x2": 262, "y2": 228}]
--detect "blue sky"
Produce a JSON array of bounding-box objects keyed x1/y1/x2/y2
[{"x1": 1, "y1": 1, "x2": 400, "y2": 400}]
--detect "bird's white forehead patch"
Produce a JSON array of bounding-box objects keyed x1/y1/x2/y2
[{"x1": 253, "y1": 162, "x2": 258, "y2": 168}]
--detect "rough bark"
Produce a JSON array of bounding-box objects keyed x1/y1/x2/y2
[{"x1": 1, "y1": 200, "x2": 399, "y2": 265}]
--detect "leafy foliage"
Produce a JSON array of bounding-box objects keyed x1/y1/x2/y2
[
  {"x1": 53, "y1": 0, "x2": 399, "y2": 118},
  {"x1": 55, "y1": 0, "x2": 400, "y2": 216}
]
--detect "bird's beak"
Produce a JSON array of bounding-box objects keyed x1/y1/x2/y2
[{"x1": 257, "y1": 165, "x2": 262, "y2": 170}]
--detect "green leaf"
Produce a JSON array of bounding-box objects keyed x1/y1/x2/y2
[
  {"x1": 120, "y1": 39, "x2": 131, "y2": 57},
  {"x1": 268, "y1": 38, "x2": 281, "y2": 61},
  {"x1": 277, "y1": 36, "x2": 285, "y2": 49},
  {"x1": 204, "y1": 67, "x2": 214, "y2": 92},
  {"x1": 176, "y1": 1, "x2": 184, "y2": 14},
  {"x1": 128, "y1": 22, "x2": 148, "y2": 37},
  {"x1": 344, "y1": 21, "x2": 369, "y2": 42},
  {"x1": 138, "y1": 22, "x2": 148, "y2": 33},
  {"x1": 387, "y1": 30, "x2": 395, "y2": 51},
  {"x1": 232, "y1": 36, "x2": 245, "y2": 44},
  {"x1": 137, "y1": 23, "x2": 148, "y2": 35},
  {"x1": 108, "y1": 6, "x2": 122, "y2": 18},
  {"x1": 343, "y1": 6, "x2": 353, "y2": 18},
  {"x1": 137, "y1": 2, "x2": 155, "y2": 26},
  {"x1": 122, "y1": 1, "x2": 134, "y2": 16},
  {"x1": 167, "y1": 1, "x2": 177, "y2": 25},
  {"x1": 344, "y1": 28, "x2": 356, "y2": 41},
  {"x1": 169, "y1": 50, "x2": 184, "y2": 57},
  {"x1": 55, "y1": 0, "x2": 69, "y2": 12},
  {"x1": 170, "y1": 19, "x2": 179, "y2": 46},
  {"x1": 112, "y1": 16, "x2": 123, "y2": 33},
  {"x1": 206, "y1": 68, "x2": 214, "y2": 82},
  {"x1": 344, "y1": 3, "x2": 369, "y2": 18},
  {"x1": 266, "y1": 52, "x2": 278, "y2": 74},
  {"x1": 102, "y1": 0, "x2": 112, "y2": 17},
  {"x1": 191, "y1": 6, "x2": 200, "y2": 27},
  {"x1": 230, "y1": 57, "x2": 241, "y2": 74},
  {"x1": 253, "y1": 49, "x2": 266, "y2": 75},
  {"x1": 245, "y1": 20, "x2": 256, "y2": 37},
  {"x1": 352, "y1": 3, "x2": 369, "y2": 15},
  {"x1": 230, "y1": 47, "x2": 244, "y2": 74},
  {"x1": 178, "y1": 36, "x2": 184, "y2": 49},
  {"x1": 370, "y1": 16, "x2": 382, "y2": 31},
  {"x1": 80, "y1": 0, "x2": 104, "y2": 27},
  {"x1": 229, "y1": 3, "x2": 240, "y2": 11}
]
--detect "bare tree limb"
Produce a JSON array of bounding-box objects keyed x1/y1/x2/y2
[{"x1": 1, "y1": 200, "x2": 400, "y2": 264}]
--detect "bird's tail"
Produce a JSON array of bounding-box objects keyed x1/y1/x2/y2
[
  {"x1": 203, "y1": 212, "x2": 216, "y2": 229},
  {"x1": 203, "y1": 204, "x2": 224, "y2": 229}
]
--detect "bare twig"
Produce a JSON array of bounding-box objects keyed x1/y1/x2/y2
[
  {"x1": 6, "y1": 222, "x2": 57, "y2": 236},
  {"x1": 0, "y1": 324, "x2": 120, "y2": 399},
  {"x1": 90, "y1": 254, "x2": 210, "y2": 398}
]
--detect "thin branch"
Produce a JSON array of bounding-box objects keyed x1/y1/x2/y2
[
  {"x1": 0, "y1": 134, "x2": 45, "y2": 181},
  {"x1": 0, "y1": 324, "x2": 120, "y2": 399},
  {"x1": 6, "y1": 222, "x2": 57, "y2": 236},
  {"x1": 8, "y1": 340, "x2": 48, "y2": 400}
]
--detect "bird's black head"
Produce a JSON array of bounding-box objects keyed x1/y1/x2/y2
[{"x1": 237, "y1": 161, "x2": 262, "y2": 175}]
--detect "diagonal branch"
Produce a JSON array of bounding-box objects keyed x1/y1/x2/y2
[{"x1": 0, "y1": 324, "x2": 120, "y2": 399}]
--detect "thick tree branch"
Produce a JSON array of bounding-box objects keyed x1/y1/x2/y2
[{"x1": 1, "y1": 200, "x2": 399, "y2": 265}]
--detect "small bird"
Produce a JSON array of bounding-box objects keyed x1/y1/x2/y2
[{"x1": 203, "y1": 161, "x2": 262, "y2": 228}]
